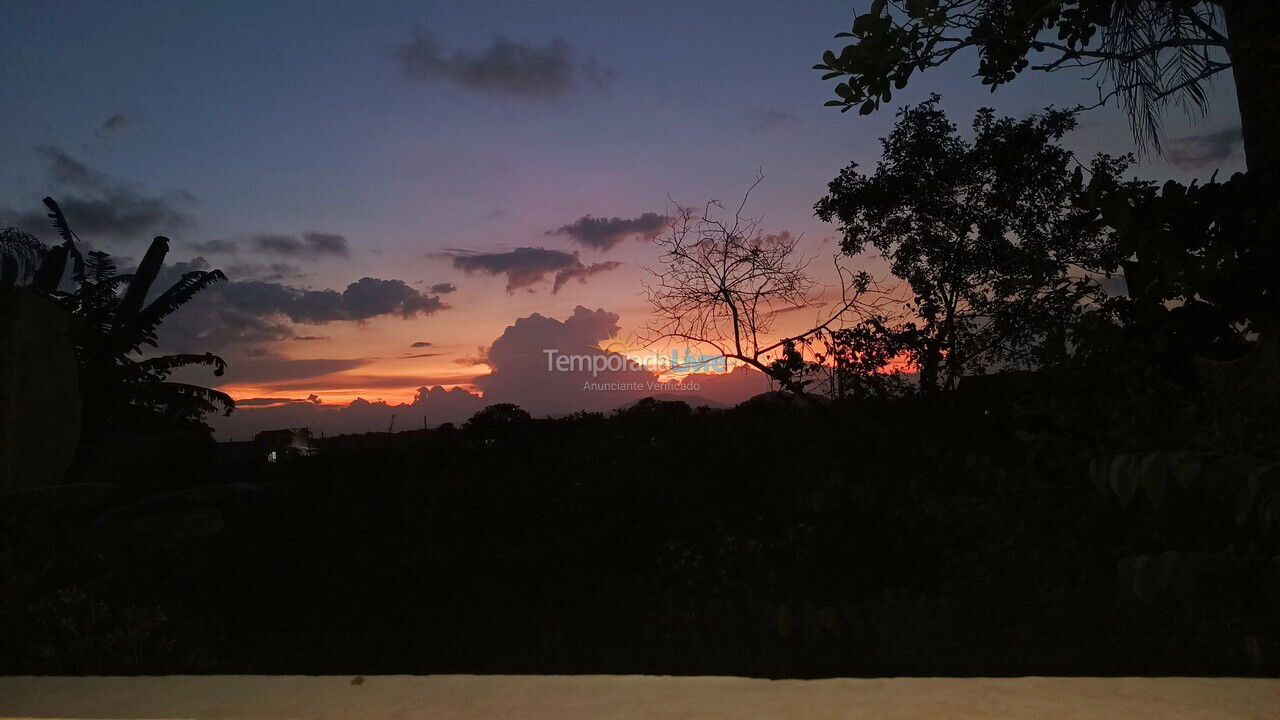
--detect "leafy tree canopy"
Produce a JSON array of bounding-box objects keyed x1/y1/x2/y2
[
  {"x1": 816, "y1": 1, "x2": 1231, "y2": 153},
  {"x1": 815, "y1": 96, "x2": 1116, "y2": 390}
]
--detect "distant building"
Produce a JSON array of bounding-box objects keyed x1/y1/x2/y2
[{"x1": 253, "y1": 428, "x2": 316, "y2": 462}]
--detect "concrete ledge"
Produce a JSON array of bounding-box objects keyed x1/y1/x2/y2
[{"x1": 1, "y1": 675, "x2": 1278, "y2": 719}]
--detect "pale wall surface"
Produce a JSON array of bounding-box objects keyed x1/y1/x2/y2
[{"x1": 2, "y1": 675, "x2": 1278, "y2": 720}]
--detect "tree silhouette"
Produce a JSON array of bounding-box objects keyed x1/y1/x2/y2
[
  {"x1": 816, "y1": 1, "x2": 1277, "y2": 172},
  {"x1": 642, "y1": 176, "x2": 892, "y2": 398},
  {"x1": 1073, "y1": 163, "x2": 1275, "y2": 363},
  {"x1": 6, "y1": 198, "x2": 234, "y2": 435},
  {"x1": 805, "y1": 318, "x2": 915, "y2": 400},
  {"x1": 815, "y1": 97, "x2": 1114, "y2": 391},
  {"x1": 465, "y1": 403, "x2": 532, "y2": 441}
]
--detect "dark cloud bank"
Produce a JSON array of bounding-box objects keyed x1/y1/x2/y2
[
  {"x1": 146, "y1": 257, "x2": 450, "y2": 361},
  {"x1": 547, "y1": 212, "x2": 666, "y2": 251},
  {"x1": 254, "y1": 231, "x2": 350, "y2": 258},
  {"x1": 448, "y1": 247, "x2": 622, "y2": 293},
  {"x1": 393, "y1": 28, "x2": 613, "y2": 99},
  {"x1": 0, "y1": 147, "x2": 191, "y2": 244},
  {"x1": 188, "y1": 239, "x2": 239, "y2": 254}
]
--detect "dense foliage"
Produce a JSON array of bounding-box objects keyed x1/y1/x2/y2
[
  {"x1": 1, "y1": 369, "x2": 1275, "y2": 675},
  {"x1": 1, "y1": 198, "x2": 233, "y2": 441},
  {"x1": 816, "y1": 97, "x2": 1115, "y2": 390}
]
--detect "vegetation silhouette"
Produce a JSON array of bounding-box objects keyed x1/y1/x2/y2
[
  {"x1": 816, "y1": 96, "x2": 1112, "y2": 391},
  {"x1": 3, "y1": 198, "x2": 233, "y2": 442},
  {"x1": 1, "y1": 4, "x2": 1278, "y2": 677},
  {"x1": 642, "y1": 174, "x2": 896, "y2": 400},
  {"x1": 2, "y1": 198, "x2": 253, "y2": 669},
  {"x1": 815, "y1": 1, "x2": 1276, "y2": 172}
]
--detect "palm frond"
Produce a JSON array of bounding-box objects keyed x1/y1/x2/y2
[
  {"x1": 85, "y1": 250, "x2": 117, "y2": 285},
  {"x1": 137, "y1": 352, "x2": 228, "y2": 379},
  {"x1": 114, "y1": 236, "x2": 170, "y2": 330},
  {"x1": 69, "y1": 273, "x2": 130, "y2": 334},
  {"x1": 1102, "y1": 1, "x2": 1227, "y2": 155},
  {"x1": 0, "y1": 227, "x2": 47, "y2": 286},
  {"x1": 41, "y1": 197, "x2": 85, "y2": 284},
  {"x1": 153, "y1": 382, "x2": 237, "y2": 417},
  {"x1": 120, "y1": 269, "x2": 226, "y2": 352}
]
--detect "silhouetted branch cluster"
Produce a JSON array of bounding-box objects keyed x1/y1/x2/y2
[{"x1": 642, "y1": 174, "x2": 897, "y2": 396}]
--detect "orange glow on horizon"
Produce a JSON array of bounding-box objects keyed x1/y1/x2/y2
[{"x1": 219, "y1": 369, "x2": 484, "y2": 408}]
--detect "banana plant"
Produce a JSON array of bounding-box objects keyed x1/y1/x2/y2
[{"x1": 2, "y1": 198, "x2": 235, "y2": 434}]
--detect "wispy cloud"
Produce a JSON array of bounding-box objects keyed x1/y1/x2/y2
[
  {"x1": 99, "y1": 112, "x2": 137, "y2": 135},
  {"x1": 188, "y1": 238, "x2": 239, "y2": 254},
  {"x1": 747, "y1": 106, "x2": 797, "y2": 131},
  {"x1": 1167, "y1": 126, "x2": 1243, "y2": 169},
  {"x1": 553, "y1": 260, "x2": 623, "y2": 293},
  {"x1": 254, "y1": 231, "x2": 350, "y2": 258}
]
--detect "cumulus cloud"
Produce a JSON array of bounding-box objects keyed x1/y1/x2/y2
[
  {"x1": 546, "y1": 212, "x2": 666, "y2": 251},
  {"x1": 553, "y1": 260, "x2": 622, "y2": 293},
  {"x1": 0, "y1": 147, "x2": 192, "y2": 243},
  {"x1": 254, "y1": 231, "x2": 350, "y2": 258},
  {"x1": 470, "y1": 306, "x2": 643, "y2": 414},
  {"x1": 293, "y1": 335, "x2": 330, "y2": 342},
  {"x1": 1167, "y1": 126, "x2": 1244, "y2": 169},
  {"x1": 429, "y1": 282, "x2": 457, "y2": 294},
  {"x1": 392, "y1": 28, "x2": 613, "y2": 99},
  {"x1": 468, "y1": 306, "x2": 771, "y2": 416},
  {"x1": 410, "y1": 341, "x2": 433, "y2": 348}
]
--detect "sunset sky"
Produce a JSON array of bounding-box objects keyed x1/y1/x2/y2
[{"x1": 1, "y1": 1, "x2": 1245, "y2": 436}]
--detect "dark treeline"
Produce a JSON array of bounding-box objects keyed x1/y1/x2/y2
[{"x1": 1, "y1": 372, "x2": 1276, "y2": 676}]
